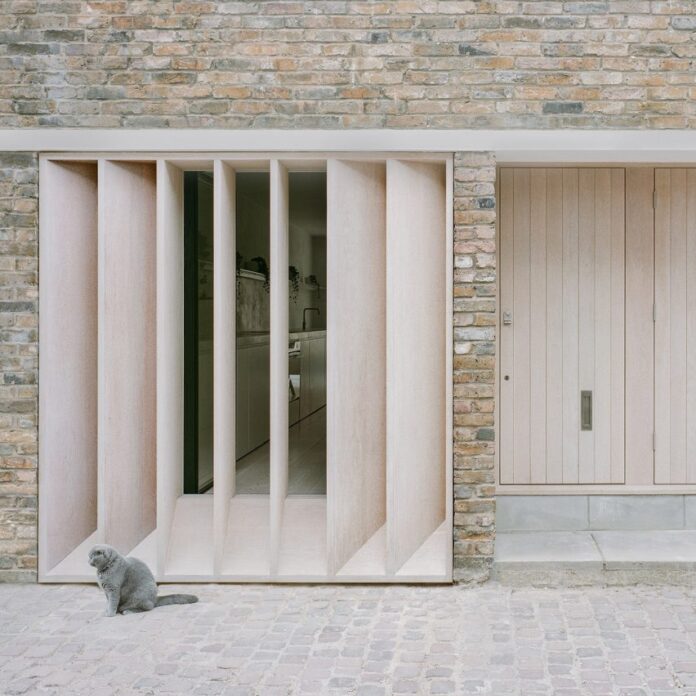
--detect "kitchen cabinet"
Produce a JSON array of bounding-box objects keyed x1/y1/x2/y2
[
  {"x1": 300, "y1": 334, "x2": 326, "y2": 419},
  {"x1": 236, "y1": 342, "x2": 270, "y2": 459},
  {"x1": 235, "y1": 347, "x2": 250, "y2": 459},
  {"x1": 248, "y1": 343, "x2": 270, "y2": 453}
]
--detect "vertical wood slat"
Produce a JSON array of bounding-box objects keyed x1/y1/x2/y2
[
  {"x1": 654, "y1": 169, "x2": 670, "y2": 483},
  {"x1": 213, "y1": 161, "x2": 236, "y2": 573},
  {"x1": 529, "y1": 170, "x2": 547, "y2": 484},
  {"x1": 561, "y1": 169, "x2": 580, "y2": 483},
  {"x1": 326, "y1": 160, "x2": 386, "y2": 575},
  {"x1": 610, "y1": 169, "x2": 626, "y2": 484},
  {"x1": 498, "y1": 169, "x2": 515, "y2": 484},
  {"x1": 98, "y1": 161, "x2": 157, "y2": 555},
  {"x1": 671, "y1": 170, "x2": 687, "y2": 484},
  {"x1": 269, "y1": 160, "x2": 289, "y2": 575},
  {"x1": 592, "y1": 169, "x2": 616, "y2": 483},
  {"x1": 386, "y1": 159, "x2": 446, "y2": 573},
  {"x1": 38, "y1": 160, "x2": 99, "y2": 574},
  {"x1": 655, "y1": 168, "x2": 696, "y2": 484},
  {"x1": 512, "y1": 169, "x2": 531, "y2": 483},
  {"x1": 444, "y1": 154, "x2": 454, "y2": 580},
  {"x1": 625, "y1": 167, "x2": 655, "y2": 486},
  {"x1": 577, "y1": 169, "x2": 595, "y2": 484},
  {"x1": 545, "y1": 169, "x2": 564, "y2": 483},
  {"x1": 687, "y1": 170, "x2": 696, "y2": 483},
  {"x1": 156, "y1": 160, "x2": 185, "y2": 574},
  {"x1": 593, "y1": 170, "x2": 611, "y2": 484}
]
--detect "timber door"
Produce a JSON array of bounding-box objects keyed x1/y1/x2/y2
[
  {"x1": 500, "y1": 167, "x2": 696, "y2": 489},
  {"x1": 499, "y1": 168, "x2": 626, "y2": 485},
  {"x1": 654, "y1": 169, "x2": 696, "y2": 484}
]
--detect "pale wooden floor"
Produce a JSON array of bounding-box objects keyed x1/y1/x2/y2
[{"x1": 235, "y1": 407, "x2": 326, "y2": 494}]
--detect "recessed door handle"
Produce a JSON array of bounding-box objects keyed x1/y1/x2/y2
[{"x1": 581, "y1": 390, "x2": 592, "y2": 431}]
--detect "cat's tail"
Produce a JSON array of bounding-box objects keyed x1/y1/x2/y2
[{"x1": 156, "y1": 594, "x2": 199, "y2": 607}]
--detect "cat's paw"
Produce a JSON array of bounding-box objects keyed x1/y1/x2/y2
[{"x1": 104, "y1": 610, "x2": 117, "y2": 617}]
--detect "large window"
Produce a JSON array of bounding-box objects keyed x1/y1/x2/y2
[{"x1": 38, "y1": 154, "x2": 452, "y2": 583}]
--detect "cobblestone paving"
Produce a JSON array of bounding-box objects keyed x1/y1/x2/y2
[{"x1": 2, "y1": 583, "x2": 696, "y2": 695}]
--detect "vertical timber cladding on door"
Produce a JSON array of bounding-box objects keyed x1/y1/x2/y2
[
  {"x1": 499, "y1": 168, "x2": 625, "y2": 485},
  {"x1": 655, "y1": 169, "x2": 696, "y2": 484},
  {"x1": 326, "y1": 160, "x2": 387, "y2": 575},
  {"x1": 625, "y1": 168, "x2": 655, "y2": 486},
  {"x1": 386, "y1": 160, "x2": 447, "y2": 573},
  {"x1": 38, "y1": 161, "x2": 98, "y2": 575},
  {"x1": 98, "y1": 161, "x2": 157, "y2": 554}
]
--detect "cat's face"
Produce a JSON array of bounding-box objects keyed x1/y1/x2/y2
[{"x1": 88, "y1": 544, "x2": 115, "y2": 569}]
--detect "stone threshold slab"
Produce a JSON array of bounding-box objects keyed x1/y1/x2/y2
[
  {"x1": 493, "y1": 530, "x2": 696, "y2": 586},
  {"x1": 496, "y1": 530, "x2": 696, "y2": 566}
]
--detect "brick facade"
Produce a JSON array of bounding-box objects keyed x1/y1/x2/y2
[
  {"x1": 2, "y1": 1, "x2": 694, "y2": 129},
  {"x1": 0, "y1": 154, "x2": 38, "y2": 582},
  {"x1": 0, "y1": 0, "x2": 693, "y2": 582},
  {"x1": 452, "y1": 152, "x2": 497, "y2": 583}
]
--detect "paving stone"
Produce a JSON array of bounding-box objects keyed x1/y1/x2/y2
[{"x1": 0, "y1": 583, "x2": 695, "y2": 693}]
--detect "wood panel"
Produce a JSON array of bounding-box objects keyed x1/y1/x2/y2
[
  {"x1": 499, "y1": 168, "x2": 625, "y2": 486},
  {"x1": 156, "y1": 160, "x2": 185, "y2": 573},
  {"x1": 529, "y1": 169, "x2": 547, "y2": 485},
  {"x1": 577, "y1": 169, "x2": 595, "y2": 484},
  {"x1": 513, "y1": 169, "x2": 531, "y2": 483},
  {"x1": 545, "y1": 169, "x2": 564, "y2": 483},
  {"x1": 655, "y1": 169, "x2": 696, "y2": 484},
  {"x1": 213, "y1": 161, "x2": 235, "y2": 572},
  {"x1": 99, "y1": 161, "x2": 157, "y2": 554},
  {"x1": 625, "y1": 167, "x2": 655, "y2": 486},
  {"x1": 269, "y1": 159, "x2": 289, "y2": 575},
  {"x1": 499, "y1": 169, "x2": 515, "y2": 484},
  {"x1": 326, "y1": 160, "x2": 386, "y2": 575},
  {"x1": 609, "y1": 170, "x2": 626, "y2": 484},
  {"x1": 39, "y1": 161, "x2": 98, "y2": 574},
  {"x1": 561, "y1": 169, "x2": 580, "y2": 483},
  {"x1": 386, "y1": 160, "x2": 447, "y2": 573}
]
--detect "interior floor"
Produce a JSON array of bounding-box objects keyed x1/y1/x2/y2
[{"x1": 235, "y1": 407, "x2": 326, "y2": 494}]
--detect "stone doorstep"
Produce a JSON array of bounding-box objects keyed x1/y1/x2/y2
[{"x1": 493, "y1": 530, "x2": 696, "y2": 585}]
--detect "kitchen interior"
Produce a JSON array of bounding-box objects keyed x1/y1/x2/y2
[{"x1": 185, "y1": 168, "x2": 327, "y2": 496}]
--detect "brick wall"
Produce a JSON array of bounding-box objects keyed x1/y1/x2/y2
[
  {"x1": 452, "y1": 152, "x2": 496, "y2": 583},
  {"x1": 0, "y1": 154, "x2": 38, "y2": 582},
  {"x1": 2, "y1": 1, "x2": 694, "y2": 129}
]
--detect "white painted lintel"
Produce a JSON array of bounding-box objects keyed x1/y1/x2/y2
[{"x1": 5, "y1": 129, "x2": 696, "y2": 163}]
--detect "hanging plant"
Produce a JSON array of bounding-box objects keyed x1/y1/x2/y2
[
  {"x1": 250, "y1": 256, "x2": 270, "y2": 293},
  {"x1": 289, "y1": 265, "x2": 300, "y2": 303}
]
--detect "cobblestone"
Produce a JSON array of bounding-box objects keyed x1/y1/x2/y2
[{"x1": 1, "y1": 583, "x2": 696, "y2": 694}]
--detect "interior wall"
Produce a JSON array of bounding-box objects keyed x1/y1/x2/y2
[{"x1": 236, "y1": 172, "x2": 327, "y2": 332}]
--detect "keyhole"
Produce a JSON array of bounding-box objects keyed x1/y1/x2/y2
[{"x1": 504, "y1": 375, "x2": 510, "y2": 381}]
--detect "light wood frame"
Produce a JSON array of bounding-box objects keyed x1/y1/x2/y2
[
  {"x1": 38, "y1": 152, "x2": 453, "y2": 583},
  {"x1": 38, "y1": 160, "x2": 99, "y2": 578}
]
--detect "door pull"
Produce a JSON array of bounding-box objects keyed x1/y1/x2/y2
[{"x1": 581, "y1": 391, "x2": 592, "y2": 431}]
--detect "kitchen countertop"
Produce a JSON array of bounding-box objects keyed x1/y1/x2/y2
[{"x1": 236, "y1": 329, "x2": 326, "y2": 348}]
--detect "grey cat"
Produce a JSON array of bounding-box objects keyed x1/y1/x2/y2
[{"x1": 88, "y1": 544, "x2": 198, "y2": 617}]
